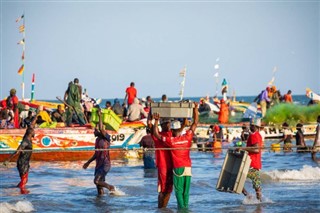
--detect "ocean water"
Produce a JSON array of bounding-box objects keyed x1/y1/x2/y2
[
  {"x1": 1, "y1": 138, "x2": 320, "y2": 213},
  {"x1": 45, "y1": 95, "x2": 311, "y2": 107},
  {"x1": 100, "y1": 95, "x2": 311, "y2": 106}
]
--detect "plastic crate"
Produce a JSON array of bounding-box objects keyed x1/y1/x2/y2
[
  {"x1": 151, "y1": 102, "x2": 194, "y2": 118},
  {"x1": 91, "y1": 108, "x2": 122, "y2": 131},
  {"x1": 216, "y1": 150, "x2": 251, "y2": 194}
]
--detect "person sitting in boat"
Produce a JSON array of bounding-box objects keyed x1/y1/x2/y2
[
  {"x1": 198, "y1": 98, "x2": 211, "y2": 114},
  {"x1": 81, "y1": 89, "x2": 99, "y2": 122},
  {"x1": 35, "y1": 115, "x2": 45, "y2": 126},
  {"x1": 22, "y1": 111, "x2": 34, "y2": 128},
  {"x1": 19, "y1": 105, "x2": 30, "y2": 128},
  {"x1": 105, "y1": 101, "x2": 112, "y2": 110},
  {"x1": 112, "y1": 98, "x2": 123, "y2": 118},
  {"x1": 277, "y1": 122, "x2": 293, "y2": 151},
  {"x1": 0, "y1": 107, "x2": 14, "y2": 129},
  {"x1": 283, "y1": 90, "x2": 293, "y2": 103},
  {"x1": 51, "y1": 105, "x2": 65, "y2": 123},
  {"x1": 126, "y1": 98, "x2": 148, "y2": 122},
  {"x1": 38, "y1": 106, "x2": 52, "y2": 124}
]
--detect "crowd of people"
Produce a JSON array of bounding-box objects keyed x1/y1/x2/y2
[
  {"x1": 254, "y1": 86, "x2": 294, "y2": 117},
  {"x1": 1, "y1": 80, "x2": 320, "y2": 208}
]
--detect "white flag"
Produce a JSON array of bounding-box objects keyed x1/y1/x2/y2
[
  {"x1": 179, "y1": 67, "x2": 186, "y2": 77},
  {"x1": 214, "y1": 72, "x2": 219, "y2": 78}
]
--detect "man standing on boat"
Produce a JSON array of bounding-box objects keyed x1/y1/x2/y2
[
  {"x1": 124, "y1": 82, "x2": 137, "y2": 107},
  {"x1": 239, "y1": 118, "x2": 263, "y2": 201},
  {"x1": 64, "y1": 78, "x2": 86, "y2": 127},
  {"x1": 260, "y1": 87, "x2": 271, "y2": 118},
  {"x1": 83, "y1": 108, "x2": 115, "y2": 196},
  {"x1": 152, "y1": 103, "x2": 198, "y2": 209},
  {"x1": 4, "y1": 109, "x2": 39, "y2": 194}
]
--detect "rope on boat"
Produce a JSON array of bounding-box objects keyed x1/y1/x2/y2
[{"x1": 3, "y1": 145, "x2": 320, "y2": 153}]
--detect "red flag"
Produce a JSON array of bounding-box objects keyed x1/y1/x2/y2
[{"x1": 16, "y1": 14, "x2": 24, "y2": 23}]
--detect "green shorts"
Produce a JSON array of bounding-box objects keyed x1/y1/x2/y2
[{"x1": 247, "y1": 168, "x2": 261, "y2": 190}]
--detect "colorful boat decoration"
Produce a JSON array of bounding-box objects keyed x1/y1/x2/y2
[{"x1": 0, "y1": 121, "x2": 146, "y2": 162}]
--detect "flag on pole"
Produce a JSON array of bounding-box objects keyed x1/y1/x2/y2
[
  {"x1": 22, "y1": 51, "x2": 25, "y2": 60},
  {"x1": 214, "y1": 72, "x2": 219, "y2": 78},
  {"x1": 16, "y1": 14, "x2": 24, "y2": 23},
  {"x1": 272, "y1": 66, "x2": 277, "y2": 73},
  {"x1": 19, "y1": 25, "x2": 25, "y2": 33},
  {"x1": 17, "y1": 39, "x2": 25, "y2": 45},
  {"x1": 18, "y1": 64, "x2": 24, "y2": 75},
  {"x1": 268, "y1": 77, "x2": 275, "y2": 86},
  {"x1": 179, "y1": 67, "x2": 186, "y2": 77}
]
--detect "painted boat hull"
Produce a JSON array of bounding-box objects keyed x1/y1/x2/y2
[
  {"x1": 194, "y1": 123, "x2": 317, "y2": 142},
  {"x1": 1, "y1": 121, "x2": 316, "y2": 161},
  {"x1": 0, "y1": 121, "x2": 146, "y2": 162}
]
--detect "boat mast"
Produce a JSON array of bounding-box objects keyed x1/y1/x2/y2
[
  {"x1": 214, "y1": 57, "x2": 220, "y2": 97},
  {"x1": 22, "y1": 13, "x2": 25, "y2": 100},
  {"x1": 179, "y1": 66, "x2": 186, "y2": 101},
  {"x1": 16, "y1": 13, "x2": 26, "y2": 100}
]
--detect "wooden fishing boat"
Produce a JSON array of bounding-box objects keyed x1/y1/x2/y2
[
  {"x1": 0, "y1": 121, "x2": 146, "y2": 162},
  {"x1": 1, "y1": 120, "x2": 316, "y2": 162},
  {"x1": 195, "y1": 123, "x2": 317, "y2": 142}
]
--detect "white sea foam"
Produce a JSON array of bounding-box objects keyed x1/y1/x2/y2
[
  {"x1": 109, "y1": 187, "x2": 126, "y2": 196},
  {"x1": 263, "y1": 165, "x2": 320, "y2": 181},
  {"x1": 0, "y1": 201, "x2": 35, "y2": 213},
  {"x1": 242, "y1": 195, "x2": 274, "y2": 205}
]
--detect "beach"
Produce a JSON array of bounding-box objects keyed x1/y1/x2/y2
[{"x1": 1, "y1": 137, "x2": 320, "y2": 213}]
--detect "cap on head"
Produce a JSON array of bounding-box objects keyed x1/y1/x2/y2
[
  {"x1": 10, "y1": 88, "x2": 16, "y2": 95},
  {"x1": 170, "y1": 120, "x2": 181, "y2": 130},
  {"x1": 251, "y1": 118, "x2": 261, "y2": 127}
]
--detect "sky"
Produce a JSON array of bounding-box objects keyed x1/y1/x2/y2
[{"x1": 0, "y1": 0, "x2": 319, "y2": 101}]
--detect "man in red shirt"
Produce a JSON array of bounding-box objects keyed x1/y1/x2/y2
[
  {"x1": 152, "y1": 119, "x2": 173, "y2": 208},
  {"x1": 153, "y1": 102, "x2": 198, "y2": 209},
  {"x1": 239, "y1": 118, "x2": 263, "y2": 201},
  {"x1": 6, "y1": 88, "x2": 19, "y2": 128},
  {"x1": 124, "y1": 82, "x2": 137, "y2": 106}
]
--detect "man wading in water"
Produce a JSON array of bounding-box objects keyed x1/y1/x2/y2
[
  {"x1": 4, "y1": 110, "x2": 39, "y2": 194},
  {"x1": 83, "y1": 108, "x2": 115, "y2": 195}
]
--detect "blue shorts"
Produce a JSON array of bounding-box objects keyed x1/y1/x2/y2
[{"x1": 94, "y1": 164, "x2": 111, "y2": 181}]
